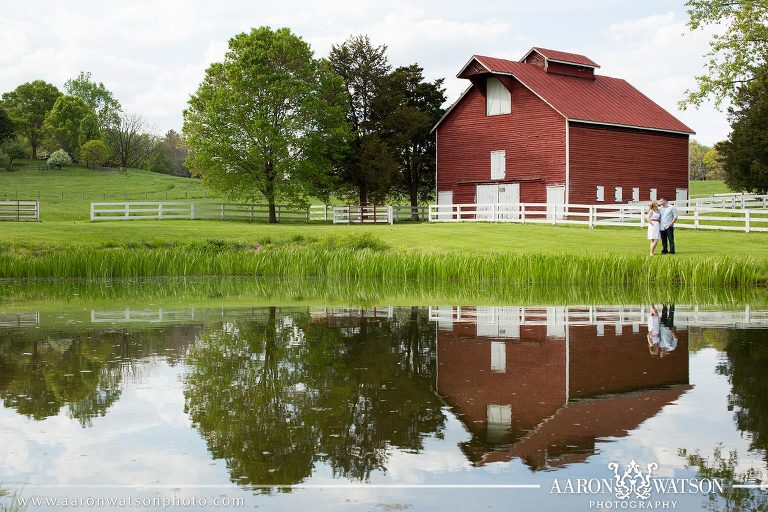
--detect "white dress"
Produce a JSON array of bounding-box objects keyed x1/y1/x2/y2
[{"x1": 647, "y1": 211, "x2": 660, "y2": 240}]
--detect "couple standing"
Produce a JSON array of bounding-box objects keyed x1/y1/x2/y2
[{"x1": 647, "y1": 198, "x2": 678, "y2": 256}]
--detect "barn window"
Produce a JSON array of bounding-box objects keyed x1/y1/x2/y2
[
  {"x1": 615, "y1": 187, "x2": 622, "y2": 202},
  {"x1": 632, "y1": 187, "x2": 640, "y2": 202},
  {"x1": 596, "y1": 186, "x2": 605, "y2": 202},
  {"x1": 650, "y1": 188, "x2": 657, "y2": 201},
  {"x1": 486, "y1": 77, "x2": 511, "y2": 116},
  {"x1": 490, "y1": 150, "x2": 506, "y2": 180},
  {"x1": 490, "y1": 342, "x2": 506, "y2": 373}
]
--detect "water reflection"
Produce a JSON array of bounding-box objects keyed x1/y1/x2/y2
[
  {"x1": 183, "y1": 307, "x2": 443, "y2": 487},
  {"x1": 0, "y1": 322, "x2": 198, "y2": 426},
  {"x1": 1, "y1": 303, "x2": 767, "y2": 495},
  {"x1": 433, "y1": 306, "x2": 690, "y2": 470}
]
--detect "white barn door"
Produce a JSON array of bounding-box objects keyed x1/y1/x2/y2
[
  {"x1": 437, "y1": 190, "x2": 453, "y2": 221},
  {"x1": 476, "y1": 184, "x2": 497, "y2": 221},
  {"x1": 675, "y1": 188, "x2": 688, "y2": 207},
  {"x1": 497, "y1": 183, "x2": 520, "y2": 220},
  {"x1": 546, "y1": 185, "x2": 565, "y2": 221}
]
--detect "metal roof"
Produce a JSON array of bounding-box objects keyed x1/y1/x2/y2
[
  {"x1": 433, "y1": 54, "x2": 694, "y2": 135},
  {"x1": 522, "y1": 47, "x2": 600, "y2": 68}
]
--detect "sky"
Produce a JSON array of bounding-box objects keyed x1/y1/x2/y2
[{"x1": 0, "y1": 0, "x2": 728, "y2": 146}]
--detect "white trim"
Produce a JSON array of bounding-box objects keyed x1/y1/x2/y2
[
  {"x1": 569, "y1": 118, "x2": 694, "y2": 136},
  {"x1": 456, "y1": 55, "x2": 491, "y2": 78},
  {"x1": 565, "y1": 119, "x2": 570, "y2": 205}
]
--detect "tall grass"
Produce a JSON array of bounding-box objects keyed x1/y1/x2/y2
[{"x1": 0, "y1": 244, "x2": 765, "y2": 286}]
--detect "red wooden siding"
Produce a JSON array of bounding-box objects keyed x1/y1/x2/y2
[
  {"x1": 568, "y1": 122, "x2": 689, "y2": 204},
  {"x1": 437, "y1": 79, "x2": 566, "y2": 204}
]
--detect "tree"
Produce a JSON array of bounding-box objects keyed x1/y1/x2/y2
[
  {"x1": 330, "y1": 35, "x2": 398, "y2": 204},
  {"x1": 43, "y1": 95, "x2": 92, "y2": 156},
  {"x1": 103, "y1": 111, "x2": 154, "y2": 171},
  {"x1": 47, "y1": 149, "x2": 72, "y2": 169},
  {"x1": 79, "y1": 139, "x2": 109, "y2": 169},
  {"x1": 1, "y1": 80, "x2": 61, "y2": 158},
  {"x1": 1, "y1": 139, "x2": 26, "y2": 170},
  {"x1": 148, "y1": 130, "x2": 189, "y2": 176},
  {"x1": 0, "y1": 108, "x2": 14, "y2": 144},
  {"x1": 717, "y1": 67, "x2": 768, "y2": 193},
  {"x1": 78, "y1": 113, "x2": 100, "y2": 147},
  {"x1": 689, "y1": 140, "x2": 711, "y2": 180},
  {"x1": 64, "y1": 71, "x2": 121, "y2": 128},
  {"x1": 682, "y1": 0, "x2": 768, "y2": 108},
  {"x1": 183, "y1": 27, "x2": 349, "y2": 223},
  {"x1": 704, "y1": 147, "x2": 726, "y2": 180},
  {"x1": 377, "y1": 65, "x2": 445, "y2": 217}
]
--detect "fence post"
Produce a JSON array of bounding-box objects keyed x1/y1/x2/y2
[
  {"x1": 35, "y1": 201, "x2": 39, "y2": 222},
  {"x1": 589, "y1": 205, "x2": 595, "y2": 229},
  {"x1": 220, "y1": 204, "x2": 224, "y2": 220},
  {"x1": 124, "y1": 203, "x2": 129, "y2": 220},
  {"x1": 250, "y1": 205, "x2": 254, "y2": 222},
  {"x1": 191, "y1": 202, "x2": 196, "y2": 220},
  {"x1": 456, "y1": 204, "x2": 462, "y2": 222},
  {"x1": 745, "y1": 210, "x2": 751, "y2": 233},
  {"x1": 388, "y1": 205, "x2": 393, "y2": 225},
  {"x1": 520, "y1": 204, "x2": 526, "y2": 223},
  {"x1": 694, "y1": 209, "x2": 699, "y2": 229},
  {"x1": 90, "y1": 203, "x2": 95, "y2": 222},
  {"x1": 159, "y1": 203, "x2": 164, "y2": 220}
]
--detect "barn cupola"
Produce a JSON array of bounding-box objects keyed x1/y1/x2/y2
[{"x1": 520, "y1": 47, "x2": 599, "y2": 80}]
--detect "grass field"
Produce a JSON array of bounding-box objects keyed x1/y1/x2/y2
[{"x1": 2, "y1": 165, "x2": 763, "y2": 284}]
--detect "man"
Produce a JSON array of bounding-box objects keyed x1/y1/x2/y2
[{"x1": 658, "y1": 197, "x2": 678, "y2": 254}]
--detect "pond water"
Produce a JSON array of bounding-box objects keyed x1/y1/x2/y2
[{"x1": 1, "y1": 294, "x2": 767, "y2": 511}]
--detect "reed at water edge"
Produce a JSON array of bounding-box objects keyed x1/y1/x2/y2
[{"x1": 0, "y1": 244, "x2": 765, "y2": 287}]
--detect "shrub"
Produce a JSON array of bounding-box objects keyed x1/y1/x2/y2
[
  {"x1": 47, "y1": 149, "x2": 72, "y2": 169},
  {"x1": 0, "y1": 151, "x2": 9, "y2": 171},
  {"x1": 79, "y1": 139, "x2": 109, "y2": 168},
  {"x1": 0, "y1": 139, "x2": 26, "y2": 169}
]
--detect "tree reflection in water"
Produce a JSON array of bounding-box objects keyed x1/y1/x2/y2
[{"x1": 183, "y1": 307, "x2": 444, "y2": 488}]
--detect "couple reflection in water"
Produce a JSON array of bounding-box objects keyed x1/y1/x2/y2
[{"x1": 647, "y1": 304, "x2": 678, "y2": 357}]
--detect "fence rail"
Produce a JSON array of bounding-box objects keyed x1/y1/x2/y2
[
  {"x1": 90, "y1": 202, "x2": 322, "y2": 222},
  {"x1": 0, "y1": 200, "x2": 39, "y2": 222},
  {"x1": 333, "y1": 206, "x2": 393, "y2": 224},
  {"x1": 90, "y1": 202, "x2": 424, "y2": 224},
  {"x1": 429, "y1": 202, "x2": 768, "y2": 233}
]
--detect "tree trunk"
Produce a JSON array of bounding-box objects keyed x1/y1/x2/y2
[
  {"x1": 268, "y1": 200, "x2": 277, "y2": 224},
  {"x1": 31, "y1": 144, "x2": 37, "y2": 160},
  {"x1": 409, "y1": 186, "x2": 419, "y2": 221},
  {"x1": 359, "y1": 183, "x2": 368, "y2": 207}
]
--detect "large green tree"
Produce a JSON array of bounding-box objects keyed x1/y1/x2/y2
[
  {"x1": 64, "y1": 71, "x2": 122, "y2": 128},
  {"x1": 44, "y1": 95, "x2": 93, "y2": 156},
  {"x1": 148, "y1": 129, "x2": 189, "y2": 177},
  {"x1": 330, "y1": 35, "x2": 399, "y2": 204},
  {"x1": 377, "y1": 65, "x2": 445, "y2": 217},
  {"x1": 717, "y1": 67, "x2": 768, "y2": 193},
  {"x1": 1, "y1": 80, "x2": 61, "y2": 158},
  {"x1": 689, "y1": 140, "x2": 712, "y2": 180},
  {"x1": 0, "y1": 107, "x2": 14, "y2": 144},
  {"x1": 184, "y1": 27, "x2": 349, "y2": 223},
  {"x1": 683, "y1": 0, "x2": 768, "y2": 108},
  {"x1": 103, "y1": 111, "x2": 154, "y2": 171}
]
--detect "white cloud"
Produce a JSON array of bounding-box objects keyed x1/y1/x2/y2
[{"x1": 0, "y1": 1, "x2": 730, "y2": 144}]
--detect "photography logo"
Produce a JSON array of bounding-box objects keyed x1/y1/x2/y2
[{"x1": 549, "y1": 459, "x2": 724, "y2": 510}]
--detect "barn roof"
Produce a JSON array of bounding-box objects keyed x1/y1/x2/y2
[
  {"x1": 435, "y1": 53, "x2": 694, "y2": 135},
  {"x1": 521, "y1": 47, "x2": 600, "y2": 68}
]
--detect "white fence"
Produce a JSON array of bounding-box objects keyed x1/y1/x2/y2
[
  {"x1": 0, "y1": 200, "x2": 39, "y2": 222},
  {"x1": 684, "y1": 193, "x2": 768, "y2": 209},
  {"x1": 429, "y1": 202, "x2": 768, "y2": 233},
  {"x1": 333, "y1": 205, "x2": 393, "y2": 224},
  {"x1": 91, "y1": 202, "x2": 331, "y2": 222}
]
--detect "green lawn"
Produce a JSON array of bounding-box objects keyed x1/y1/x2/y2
[
  {"x1": 689, "y1": 180, "x2": 733, "y2": 197},
  {"x1": 2, "y1": 219, "x2": 767, "y2": 261}
]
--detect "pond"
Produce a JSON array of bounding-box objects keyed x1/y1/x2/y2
[{"x1": 1, "y1": 281, "x2": 767, "y2": 511}]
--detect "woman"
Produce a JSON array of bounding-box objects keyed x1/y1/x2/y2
[{"x1": 647, "y1": 201, "x2": 661, "y2": 256}]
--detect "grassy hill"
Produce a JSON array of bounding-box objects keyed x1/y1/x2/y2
[{"x1": 0, "y1": 160, "x2": 222, "y2": 221}]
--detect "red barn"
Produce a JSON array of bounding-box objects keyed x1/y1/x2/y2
[{"x1": 433, "y1": 47, "x2": 695, "y2": 211}]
